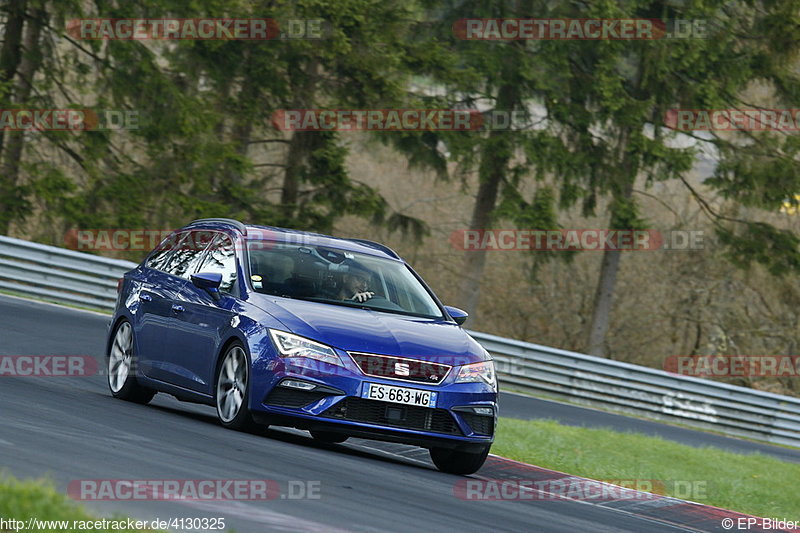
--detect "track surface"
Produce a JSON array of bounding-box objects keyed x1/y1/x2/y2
[{"x1": 0, "y1": 294, "x2": 793, "y2": 532}]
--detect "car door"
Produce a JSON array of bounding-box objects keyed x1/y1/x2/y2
[
  {"x1": 143, "y1": 230, "x2": 213, "y2": 385},
  {"x1": 167, "y1": 232, "x2": 239, "y2": 394},
  {"x1": 134, "y1": 234, "x2": 182, "y2": 378}
]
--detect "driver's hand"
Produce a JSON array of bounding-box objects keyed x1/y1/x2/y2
[{"x1": 351, "y1": 291, "x2": 374, "y2": 303}]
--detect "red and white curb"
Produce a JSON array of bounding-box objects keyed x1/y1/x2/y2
[{"x1": 469, "y1": 455, "x2": 799, "y2": 532}]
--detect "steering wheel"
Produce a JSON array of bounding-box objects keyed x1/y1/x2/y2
[{"x1": 351, "y1": 295, "x2": 405, "y2": 312}]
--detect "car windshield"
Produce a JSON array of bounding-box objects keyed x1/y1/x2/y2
[{"x1": 246, "y1": 240, "x2": 444, "y2": 319}]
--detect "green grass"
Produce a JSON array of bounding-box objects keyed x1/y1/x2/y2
[
  {"x1": 492, "y1": 418, "x2": 800, "y2": 520},
  {"x1": 500, "y1": 387, "x2": 800, "y2": 451},
  {"x1": 0, "y1": 476, "x2": 160, "y2": 532}
]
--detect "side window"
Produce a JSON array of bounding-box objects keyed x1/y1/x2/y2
[
  {"x1": 196, "y1": 234, "x2": 237, "y2": 293},
  {"x1": 163, "y1": 231, "x2": 215, "y2": 278},
  {"x1": 145, "y1": 232, "x2": 181, "y2": 271}
]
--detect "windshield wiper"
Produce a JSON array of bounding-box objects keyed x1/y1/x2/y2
[{"x1": 289, "y1": 296, "x2": 440, "y2": 319}]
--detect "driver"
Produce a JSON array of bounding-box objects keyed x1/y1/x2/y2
[{"x1": 338, "y1": 261, "x2": 374, "y2": 303}]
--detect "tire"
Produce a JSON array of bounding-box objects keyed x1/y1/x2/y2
[
  {"x1": 215, "y1": 342, "x2": 260, "y2": 432},
  {"x1": 107, "y1": 320, "x2": 156, "y2": 404},
  {"x1": 310, "y1": 430, "x2": 348, "y2": 444},
  {"x1": 430, "y1": 445, "x2": 490, "y2": 475}
]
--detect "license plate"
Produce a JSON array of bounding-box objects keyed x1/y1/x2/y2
[{"x1": 362, "y1": 383, "x2": 437, "y2": 408}]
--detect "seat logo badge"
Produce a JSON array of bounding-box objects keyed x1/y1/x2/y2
[{"x1": 395, "y1": 362, "x2": 410, "y2": 376}]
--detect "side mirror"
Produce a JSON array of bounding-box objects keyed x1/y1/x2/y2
[
  {"x1": 191, "y1": 272, "x2": 222, "y2": 299},
  {"x1": 444, "y1": 305, "x2": 468, "y2": 326}
]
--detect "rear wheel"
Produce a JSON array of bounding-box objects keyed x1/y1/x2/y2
[
  {"x1": 215, "y1": 342, "x2": 260, "y2": 432},
  {"x1": 430, "y1": 445, "x2": 490, "y2": 475},
  {"x1": 310, "y1": 430, "x2": 348, "y2": 444},
  {"x1": 108, "y1": 320, "x2": 155, "y2": 404}
]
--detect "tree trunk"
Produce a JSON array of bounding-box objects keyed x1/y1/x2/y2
[
  {"x1": 217, "y1": 98, "x2": 254, "y2": 211},
  {"x1": 0, "y1": 0, "x2": 31, "y2": 235},
  {"x1": 221, "y1": 46, "x2": 256, "y2": 195},
  {"x1": 586, "y1": 243, "x2": 622, "y2": 357},
  {"x1": 2, "y1": 7, "x2": 44, "y2": 172},
  {"x1": 280, "y1": 130, "x2": 313, "y2": 220},
  {"x1": 280, "y1": 60, "x2": 319, "y2": 222},
  {"x1": 459, "y1": 82, "x2": 517, "y2": 316},
  {"x1": 585, "y1": 179, "x2": 635, "y2": 357},
  {"x1": 459, "y1": 139, "x2": 506, "y2": 316},
  {"x1": 0, "y1": 0, "x2": 27, "y2": 160}
]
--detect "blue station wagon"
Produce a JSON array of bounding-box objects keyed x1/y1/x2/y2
[{"x1": 107, "y1": 218, "x2": 497, "y2": 474}]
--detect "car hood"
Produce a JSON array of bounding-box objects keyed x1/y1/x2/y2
[{"x1": 249, "y1": 294, "x2": 487, "y2": 365}]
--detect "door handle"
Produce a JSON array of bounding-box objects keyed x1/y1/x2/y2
[
  {"x1": 140, "y1": 293, "x2": 152, "y2": 302},
  {"x1": 171, "y1": 304, "x2": 185, "y2": 313}
]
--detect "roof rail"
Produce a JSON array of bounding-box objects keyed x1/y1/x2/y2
[
  {"x1": 188, "y1": 218, "x2": 247, "y2": 235},
  {"x1": 347, "y1": 238, "x2": 400, "y2": 259}
]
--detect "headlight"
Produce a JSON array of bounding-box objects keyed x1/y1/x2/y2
[
  {"x1": 269, "y1": 329, "x2": 343, "y2": 367},
  {"x1": 455, "y1": 360, "x2": 496, "y2": 390}
]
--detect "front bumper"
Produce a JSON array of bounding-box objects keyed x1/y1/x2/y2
[{"x1": 249, "y1": 354, "x2": 497, "y2": 450}]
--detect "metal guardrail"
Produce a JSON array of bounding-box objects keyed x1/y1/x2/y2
[
  {"x1": 473, "y1": 331, "x2": 800, "y2": 448},
  {"x1": 0, "y1": 235, "x2": 137, "y2": 310},
  {"x1": 1, "y1": 235, "x2": 798, "y2": 447}
]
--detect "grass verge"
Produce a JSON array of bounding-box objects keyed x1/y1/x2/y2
[
  {"x1": 492, "y1": 418, "x2": 800, "y2": 520},
  {"x1": 0, "y1": 475, "x2": 160, "y2": 532},
  {"x1": 500, "y1": 386, "x2": 800, "y2": 451}
]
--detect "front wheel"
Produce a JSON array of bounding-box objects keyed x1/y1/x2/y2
[
  {"x1": 107, "y1": 320, "x2": 155, "y2": 404},
  {"x1": 430, "y1": 445, "x2": 490, "y2": 475},
  {"x1": 215, "y1": 343, "x2": 260, "y2": 432}
]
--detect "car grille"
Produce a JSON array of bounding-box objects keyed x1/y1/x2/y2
[
  {"x1": 460, "y1": 412, "x2": 494, "y2": 436},
  {"x1": 349, "y1": 352, "x2": 452, "y2": 385},
  {"x1": 321, "y1": 397, "x2": 462, "y2": 435},
  {"x1": 264, "y1": 387, "x2": 331, "y2": 408}
]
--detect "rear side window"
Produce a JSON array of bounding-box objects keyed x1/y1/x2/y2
[
  {"x1": 145, "y1": 233, "x2": 181, "y2": 271},
  {"x1": 195, "y1": 234, "x2": 237, "y2": 293},
  {"x1": 163, "y1": 230, "x2": 216, "y2": 278}
]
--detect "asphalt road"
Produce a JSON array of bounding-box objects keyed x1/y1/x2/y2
[{"x1": 0, "y1": 294, "x2": 793, "y2": 532}]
